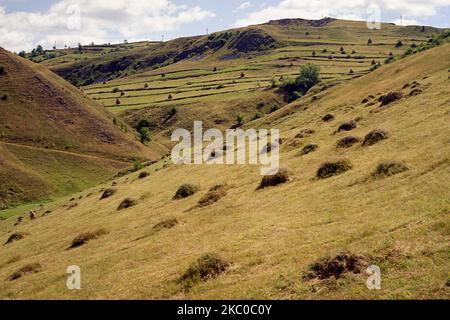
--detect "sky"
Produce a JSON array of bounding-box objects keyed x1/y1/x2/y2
[{"x1": 1, "y1": 0, "x2": 449, "y2": 52}]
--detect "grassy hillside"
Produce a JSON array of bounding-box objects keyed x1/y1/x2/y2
[
  {"x1": 42, "y1": 19, "x2": 442, "y2": 87},
  {"x1": 73, "y1": 19, "x2": 444, "y2": 148},
  {"x1": 0, "y1": 48, "x2": 166, "y2": 210},
  {"x1": 0, "y1": 48, "x2": 161, "y2": 160},
  {"x1": 0, "y1": 143, "x2": 129, "y2": 213},
  {"x1": 0, "y1": 43, "x2": 448, "y2": 299}
]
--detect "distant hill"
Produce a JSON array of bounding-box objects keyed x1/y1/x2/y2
[
  {"x1": 39, "y1": 18, "x2": 444, "y2": 86},
  {"x1": 0, "y1": 48, "x2": 166, "y2": 209},
  {"x1": 70, "y1": 19, "x2": 445, "y2": 148}
]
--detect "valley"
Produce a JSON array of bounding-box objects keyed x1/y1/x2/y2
[{"x1": 0, "y1": 18, "x2": 449, "y2": 300}]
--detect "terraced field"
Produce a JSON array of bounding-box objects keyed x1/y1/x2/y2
[
  {"x1": 83, "y1": 41, "x2": 410, "y2": 112},
  {"x1": 39, "y1": 41, "x2": 158, "y2": 68},
  {"x1": 68, "y1": 20, "x2": 437, "y2": 149}
]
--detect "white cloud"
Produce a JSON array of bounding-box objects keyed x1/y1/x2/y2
[
  {"x1": 236, "y1": 2, "x2": 252, "y2": 11},
  {"x1": 233, "y1": 0, "x2": 450, "y2": 27},
  {"x1": 0, "y1": 0, "x2": 215, "y2": 52}
]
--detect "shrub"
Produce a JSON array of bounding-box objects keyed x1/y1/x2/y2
[
  {"x1": 395, "y1": 40, "x2": 403, "y2": 48},
  {"x1": 296, "y1": 63, "x2": 320, "y2": 92},
  {"x1": 372, "y1": 161, "x2": 409, "y2": 177},
  {"x1": 385, "y1": 56, "x2": 395, "y2": 64},
  {"x1": 5, "y1": 232, "x2": 29, "y2": 245},
  {"x1": 153, "y1": 218, "x2": 179, "y2": 231},
  {"x1": 253, "y1": 112, "x2": 263, "y2": 120},
  {"x1": 100, "y1": 188, "x2": 117, "y2": 200},
  {"x1": 198, "y1": 184, "x2": 228, "y2": 207},
  {"x1": 117, "y1": 198, "x2": 138, "y2": 210},
  {"x1": 169, "y1": 107, "x2": 177, "y2": 117},
  {"x1": 337, "y1": 120, "x2": 357, "y2": 132},
  {"x1": 139, "y1": 127, "x2": 151, "y2": 144},
  {"x1": 138, "y1": 171, "x2": 149, "y2": 179},
  {"x1": 257, "y1": 168, "x2": 290, "y2": 190},
  {"x1": 363, "y1": 129, "x2": 390, "y2": 146},
  {"x1": 133, "y1": 161, "x2": 144, "y2": 171},
  {"x1": 316, "y1": 160, "x2": 352, "y2": 179},
  {"x1": 174, "y1": 184, "x2": 199, "y2": 200},
  {"x1": 380, "y1": 92, "x2": 403, "y2": 106},
  {"x1": 136, "y1": 119, "x2": 152, "y2": 131},
  {"x1": 336, "y1": 136, "x2": 360, "y2": 148},
  {"x1": 305, "y1": 252, "x2": 367, "y2": 280},
  {"x1": 322, "y1": 114, "x2": 334, "y2": 122},
  {"x1": 236, "y1": 114, "x2": 244, "y2": 126},
  {"x1": 299, "y1": 144, "x2": 319, "y2": 156},
  {"x1": 8, "y1": 263, "x2": 42, "y2": 281},
  {"x1": 270, "y1": 105, "x2": 279, "y2": 113},
  {"x1": 280, "y1": 63, "x2": 320, "y2": 101},
  {"x1": 296, "y1": 128, "x2": 315, "y2": 139},
  {"x1": 1, "y1": 94, "x2": 8, "y2": 100},
  {"x1": 69, "y1": 229, "x2": 107, "y2": 249},
  {"x1": 179, "y1": 253, "x2": 230, "y2": 287}
]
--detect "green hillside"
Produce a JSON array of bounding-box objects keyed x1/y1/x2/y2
[
  {"x1": 0, "y1": 48, "x2": 166, "y2": 211},
  {"x1": 0, "y1": 33, "x2": 448, "y2": 300},
  {"x1": 38, "y1": 19, "x2": 445, "y2": 148}
]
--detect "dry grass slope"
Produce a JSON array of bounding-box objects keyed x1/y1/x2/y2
[
  {"x1": 0, "y1": 48, "x2": 165, "y2": 209},
  {"x1": 0, "y1": 36, "x2": 448, "y2": 300}
]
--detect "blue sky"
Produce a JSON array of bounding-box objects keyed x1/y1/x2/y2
[{"x1": 1, "y1": 0, "x2": 449, "y2": 52}]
